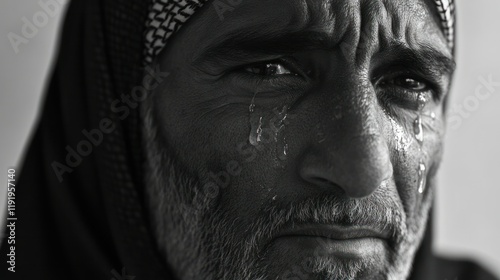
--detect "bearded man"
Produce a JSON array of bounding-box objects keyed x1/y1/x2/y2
[{"x1": 1, "y1": 0, "x2": 498, "y2": 279}]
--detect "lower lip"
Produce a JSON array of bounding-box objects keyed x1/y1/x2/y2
[{"x1": 271, "y1": 236, "x2": 388, "y2": 259}]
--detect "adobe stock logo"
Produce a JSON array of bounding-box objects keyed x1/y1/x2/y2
[
  {"x1": 51, "y1": 66, "x2": 170, "y2": 182},
  {"x1": 7, "y1": 0, "x2": 68, "y2": 54},
  {"x1": 447, "y1": 74, "x2": 500, "y2": 130}
]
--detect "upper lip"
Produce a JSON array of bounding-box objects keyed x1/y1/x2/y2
[{"x1": 274, "y1": 224, "x2": 391, "y2": 241}]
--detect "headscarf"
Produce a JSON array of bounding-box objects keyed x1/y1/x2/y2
[{"x1": 1, "y1": 0, "x2": 497, "y2": 279}]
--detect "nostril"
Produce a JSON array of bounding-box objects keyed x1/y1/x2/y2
[
  {"x1": 304, "y1": 176, "x2": 346, "y2": 196},
  {"x1": 298, "y1": 139, "x2": 391, "y2": 198},
  {"x1": 310, "y1": 177, "x2": 333, "y2": 186},
  {"x1": 299, "y1": 160, "x2": 346, "y2": 195},
  {"x1": 304, "y1": 176, "x2": 345, "y2": 194}
]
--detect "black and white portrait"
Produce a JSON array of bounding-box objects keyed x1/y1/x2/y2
[{"x1": 0, "y1": 0, "x2": 499, "y2": 279}]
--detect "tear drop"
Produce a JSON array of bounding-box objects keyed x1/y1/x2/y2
[
  {"x1": 248, "y1": 91, "x2": 262, "y2": 146},
  {"x1": 249, "y1": 116, "x2": 263, "y2": 146},
  {"x1": 249, "y1": 91, "x2": 258, "y2": 113},
  {"x1": 277, "y1": 135, "x2": 288, "y2": 161},
  {"x1": 273, "y1": 106, "x2": 288, "y2": 133},
  {"x1": 413, "y1": 116, "x2": 424, "y2": 143},
  {"x1": 417, "y1": 161, "x2": 427, "y2": 194},
  {"x1": 417, "y1": 93, "x2": 427, "y2": 111},
  {"x1": 273, "y1": 105, "x2": 290, "y2": 161},
  {"x1": 389, "y1": 116, "x2": 412, "y2": 153},
  {"x1": 256, "y1": 117, "x2": 263, "y2": 143}
]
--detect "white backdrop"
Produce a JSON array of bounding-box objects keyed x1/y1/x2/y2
[{"x1": 0, "y1": 0, "x2": 499, "y2": 276}]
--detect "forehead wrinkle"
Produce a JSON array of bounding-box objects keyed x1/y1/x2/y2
[
  {"x1": 360, "y1": 0, "x2": 412, "y2": 57},
  {"x1": 319, "y1": 0, "x2": 391, "y2": 67},
  {"x1": 190, "y1": 0, "x2": 448, "y2": 70},
  {"x1": 304, "y1": 0, "x2": 338, "y2": 37},
  {"x1": 352, "y1": 0, "x2": 445, "y2": 68},
  {"x1": 380, "y1": 0, "x2": 447, "y2": 49},
  {"x1": 283, "y1": 0, "x2": 341, "y2": 46},
  {"x1": 192, "y1": 0, "x2": 317, "y2": 60},
  {"x1": 378, "y1": 0, "x2": 412, "y2": 44},
  {"x1": 192, "y1": 0, "x2": 356, "y2": 65}
]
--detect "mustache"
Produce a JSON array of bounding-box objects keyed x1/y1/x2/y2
[{"x1": 237, "y1": 188, "x2": 408, "y2": 252}]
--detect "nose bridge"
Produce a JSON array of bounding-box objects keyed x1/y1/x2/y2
[
  {"x1": 300, "y1": 76, "x2": 393, "y2": 198},
  {"x1": 330, "y1": 71, "x2": 381, "y2": 137},
  {"x1": 336, "y1": 81, "x2": 392, "y2": 195},
  {"x1": 339, "y1": 77, "x2": 380, "y2": 135}
]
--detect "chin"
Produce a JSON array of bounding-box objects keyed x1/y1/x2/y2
[
  {"x1": 260, "y1": 241, "x2": 390, "y2": 280},
  {"x1": 265, "y1": 258, "x2": 388, "y2": 280}
]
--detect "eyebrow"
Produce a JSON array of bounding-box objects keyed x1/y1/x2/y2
[
  {"x1": 193, "y1": 26, "x2": 335, "y2": 65},
  {"x1": 376, "y1": 44, "x2": 456, "y2": 79},
  {"x1": 373, "y1": 44, "x2": 456, "y2": 86},
  {"x1": 194, "y1": 26, "x2": 456, "y2": 79}
]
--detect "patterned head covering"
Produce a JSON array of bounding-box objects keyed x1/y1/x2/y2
[
  {"x1": 144, "y1": 0, "x2": 456, "y2": 64},
  {"x1": 434, "y1": 0, "x2": 456, "y2": 48}
]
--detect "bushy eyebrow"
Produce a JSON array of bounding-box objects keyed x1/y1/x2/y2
[
  {"x1": 193, "y1": 27, "x2": 335, "y2": 65},
  {"x1": 380, "y1": 44, "x2": 456, "y2": 77}
]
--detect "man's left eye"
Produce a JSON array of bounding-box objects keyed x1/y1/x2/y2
[
  {"x1": 383, "y1": 77, "x2": 429, "y2": 91},
  {"x1": 244, "y1": 62, "x2": 298, "y2": 76}
]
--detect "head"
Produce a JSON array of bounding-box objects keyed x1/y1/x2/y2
[{"x1": 141, "y1": 0, "x2": 455, "y2": 279}]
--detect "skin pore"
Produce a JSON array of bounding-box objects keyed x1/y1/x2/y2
[{"x1": 142, "y1": 0, "x2": 455, "y2": 279}]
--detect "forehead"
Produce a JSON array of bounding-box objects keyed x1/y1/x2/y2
[{"x1": 188, "y1": 0, "x2": 449, "y2": 58}]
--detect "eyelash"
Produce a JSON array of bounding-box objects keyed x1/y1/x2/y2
[
  {"x1": 241, "y1": 57, "x2": 307, "y2": 78},
  {"x1": 374, "y1": 72, "x2": 442, "y2": 109}
]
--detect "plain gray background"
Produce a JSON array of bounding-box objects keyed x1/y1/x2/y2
[{"x1": 1, "y1": 0, "x2": 499, "y2": 276}]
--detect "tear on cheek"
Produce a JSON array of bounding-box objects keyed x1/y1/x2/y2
[
  {"x1": 388, "y1": 116, "x2": 414, "y2": 153},
  {"x1": 248, "y1": 103, "x2": 293, "y2": 164}
]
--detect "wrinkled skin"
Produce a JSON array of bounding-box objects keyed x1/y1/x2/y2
[{"x1": 143, "y1": 0, "x2": 455, "y2": 279}]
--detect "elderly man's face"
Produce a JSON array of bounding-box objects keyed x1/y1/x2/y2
[{"x1": 143, "y1": 0, "x2": 454, "y2": 279}]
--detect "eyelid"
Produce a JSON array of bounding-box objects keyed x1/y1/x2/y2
[
  {"x1": 380, "y1": 76, "x2": 429, "y2": 91},
  {"x1": 373, "y1": 71, "x2": 443, "y2": 101},
  {"x1": 242, "y1": 56, "x2": 310, "y2": 81}
]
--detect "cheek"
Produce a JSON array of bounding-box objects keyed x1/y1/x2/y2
[
  {"x1": 151, "y1": 72, "x2": 287, "y2": 195},
  {"x1": 388, "y1": 109, "x2": 444, "y2": 222},
  {"x1": 423, "y1": 112, "x2": 445, "y2": 173}
]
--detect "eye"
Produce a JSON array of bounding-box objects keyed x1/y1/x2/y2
[
  {"x1": 244, "y1": 62, "x2": 298, "y2": 76},
  {"x1": 381, "y1": 76, "x2": 429, "y2": 92},
  {"x1": 376, "y1": 74, "x2": 437, "y2": 111}
]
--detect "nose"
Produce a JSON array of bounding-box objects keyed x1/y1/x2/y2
[{"x1": 299, "y1": 94, "x2": 393, "y2": 198}]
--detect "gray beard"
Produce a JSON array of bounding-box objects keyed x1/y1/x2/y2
[{"x1": 141, "y1": 107, "x2": 434, "y2": 280}]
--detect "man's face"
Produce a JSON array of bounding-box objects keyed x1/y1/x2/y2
[{"x1": 143, "y1": 0, "x2": 455, "y2": 279}]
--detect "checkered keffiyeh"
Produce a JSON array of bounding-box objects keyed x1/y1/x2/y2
[
  {"x1": 434, "y1": 0, "x2": 456, "y2": 48},
  {"x1": 144, "y1": 0, "x2": 208, "y2": 64},
  {"x1": 144, "y1": 0, "x2": 456, "y2": 64}
]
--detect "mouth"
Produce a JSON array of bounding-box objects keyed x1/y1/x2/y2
[
  {"x1": 276, "y1": 224, "x2": 391, "y2": 240},
  {"x1": 270, "y1": 224, "x2": 391, "y2": 258}
]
